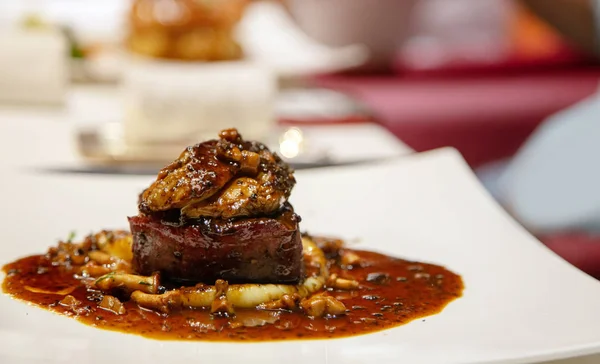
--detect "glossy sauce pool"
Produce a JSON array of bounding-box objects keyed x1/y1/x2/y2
[{"x1": 2, "y1": 248, "x2": 463, "y2": 341}]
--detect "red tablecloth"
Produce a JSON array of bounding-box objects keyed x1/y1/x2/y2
[{"x1": 315, "y1": 67, "x2": 600, "y2": 168}]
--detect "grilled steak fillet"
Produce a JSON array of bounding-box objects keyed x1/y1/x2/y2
[{"x1": 129, "y1": 205, "x2": 303, "y2": 284}]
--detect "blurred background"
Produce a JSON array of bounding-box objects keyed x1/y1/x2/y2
[{"x1": 1, "y1": 0, "x2": 600, "y2": 279}]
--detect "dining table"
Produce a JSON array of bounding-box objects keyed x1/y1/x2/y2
[{"x1": 1, "y1": 77, "x2": 600, "y2": 363}]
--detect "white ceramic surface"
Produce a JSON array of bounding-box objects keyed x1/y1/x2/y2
[
  {"x1": 2, "y1": 149, "x2": 600, "y2": 363},
  {"x1": 285, "y1": 0, "x2": 417, "y2": 70},
  {"x1": 235, "y1": 1, "x2": 370, "y2": 77}
]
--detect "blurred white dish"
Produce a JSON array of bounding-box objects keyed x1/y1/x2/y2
[
  {"x1": 3, "y1": 149, "x2": 600, "y2": 363},
  {"x1": 22, "y1": 1, "x2": 369, "y2": 83},
  {"x1": 285, "y1": 0, "x2": 417, "y2": 71},
  {"x1": 71, "y1": 122, "x2": 410, "y2": 173},
  {"x1": 121, "y1": 57, "x2": 276, "y2": 146},
  {"x1": 236, "y1": 1, "x2": 369, "y2": 78},
  {"x1": 68, "y1": 1, "x2": 369, "y2": 82}
]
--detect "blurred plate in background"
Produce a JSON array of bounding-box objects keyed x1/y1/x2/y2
[
  {"x1": 0, "y1": 1, "x2": 369, "y2": 83},
  {"x1": 71, "y1": 121, "x2": 411, "y2": 175}
]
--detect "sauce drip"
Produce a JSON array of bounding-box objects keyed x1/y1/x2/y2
[{"x1": 2, "y1": 247, "x2": 462, "y2": 341}]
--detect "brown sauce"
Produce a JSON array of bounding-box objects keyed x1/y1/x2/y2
[{"x1": 2, "y1": 246, "x2": 463, "y2": 341}]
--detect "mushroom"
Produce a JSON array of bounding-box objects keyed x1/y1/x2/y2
[
  {"x1": 300, "y1": 294, "x2": 347, "y2": 317},
  {"x1": 98, "y1": 295, "x2": 126, "y2": 315},
  {"x1": 327, "y1": 274, "x2": 360, "y2": 290},
  {"x1": 94, "y1": 272, "x2": 159, "y2": 294}
]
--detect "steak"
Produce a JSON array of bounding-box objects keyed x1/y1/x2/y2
[
  {"x1": 128, "y1": 206, "x2": 303, "y2": 284},
  {"x1": 129, "y1": 129, "x2": 304, "y2": 284}
]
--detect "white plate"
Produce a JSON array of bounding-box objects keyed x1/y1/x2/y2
[
  {"x1": 34, "y1": 1, "x2": 369, "y2": 83},
  {"x1": 2, "y1": 149, "x2": 600, "y2": 364},
  {"x1": 70, "y1": 122, "x2": 410, "y2": 173},
  {"x1": 236, "y1": 2, "x2": 369, "y2": 78}
]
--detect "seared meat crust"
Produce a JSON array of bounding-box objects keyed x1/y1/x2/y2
[{"x1": 129, "y1": 204, "x2": 303, "y2": 283}]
